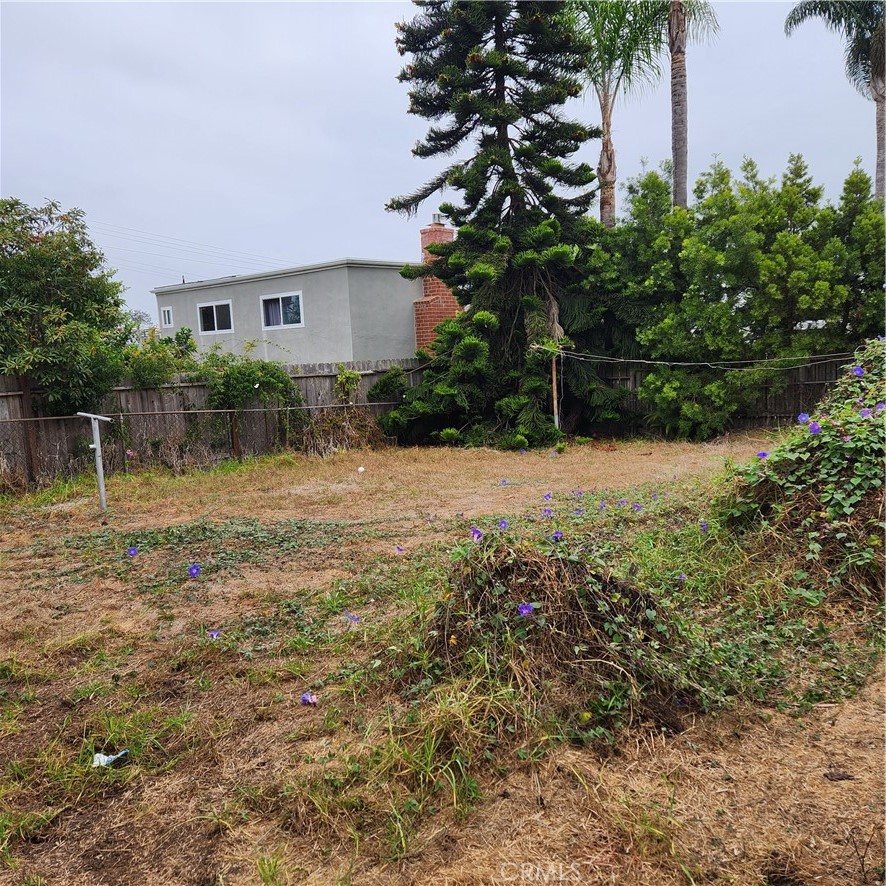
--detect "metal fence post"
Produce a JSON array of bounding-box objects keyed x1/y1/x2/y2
[
  {"x1": 77, "y1": 412, "x2": 112, "y2": 512},
  {"x1": 229, "y1": 410, "x2": 242, "y2": 459}
]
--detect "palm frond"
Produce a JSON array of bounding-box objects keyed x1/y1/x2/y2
[
  {"x1": 569, "y1": 0, "x2": 665, "y2": 98},
  {"x1": 784, "y1": 0, "x2": 884, "y2": 98}
]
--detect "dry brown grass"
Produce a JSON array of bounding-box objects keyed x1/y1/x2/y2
[{"x1": 1, "y1": 432, "x2": 882, "y2": 886}]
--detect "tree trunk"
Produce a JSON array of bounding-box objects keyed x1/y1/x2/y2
[
  {"x1": 16, "y1": 374, "x2": 40, "y2": 483},
  {"x1": 875, "y1": 79, "x2": 885, "y2": 201},
  {"x1": 598, "y1": 91, "x2": 616, "y2": 228},
  {"x1": 494, "y1": 12, "x2": 522, "y2": 219},
  {"x1": 669, "y1": 0, "x2": 688, "y2": 208}
]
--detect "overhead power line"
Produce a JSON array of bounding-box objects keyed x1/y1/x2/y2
[
  {"x1": 105, "y1": 244, "x2": 277, "y2": 272},
  {"x1": 90, "y1": 220, "x2": 296, "y2": 268}
]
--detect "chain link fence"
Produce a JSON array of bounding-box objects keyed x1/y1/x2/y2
[{"x1": 0, "y1": 403, "x2": 397, "y2": 491}]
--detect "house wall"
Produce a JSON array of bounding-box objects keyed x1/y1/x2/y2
[
  {"x1": 155, "y1": 265, "x2": 355, "y2": 363},
  {"x1": 347, "y1": 266, "x2": 422, "y2": 361},
  {"x1": 156, "y1": 261, "x2": 426, "y2": 363}
]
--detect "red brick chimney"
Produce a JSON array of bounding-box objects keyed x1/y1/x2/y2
[{"x1": 414, "y1": 214, "x2": 459, "y2": 350}]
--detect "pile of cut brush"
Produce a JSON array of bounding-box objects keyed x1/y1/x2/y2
[
  {"x1": 425, "y1": 540, "x2": 697, "y2": 737},
  {"x1": 298, "y1": 407, "x2": 389, "y2": 457}
]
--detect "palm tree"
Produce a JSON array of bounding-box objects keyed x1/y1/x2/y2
[
  {"x1": 569, "y1": 1, "x2": 663, "y2": 227},
  {"x1": 785, "y1": 1, "x2": 885, "y2": 200},
  {"x1": 657, "y1": 1, "x2": 719, "y2": 208}
]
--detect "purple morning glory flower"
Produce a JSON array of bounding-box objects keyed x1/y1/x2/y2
[
  {"x1": 470, "y1": 527, "x2": 483, "y2": 540},
  {"x1": 127, "y1": 547, "x2": 138, "y2": 557},
  {"x1": 617, "y1": 499, "x2": 628, "y2": 507},
  {"x1": 677, "y1": 573, "x2": 686, "y2": 582},
  {"x1": 501, "y1": 479, "x2": 507, "y2": 486},
  {"x1": 574, "y1": 508, "x2": 585, "y2": 516},
  {"x1": 598, "y1": 501, "x2": 607, "y2": 511},
  {"x1": 860, "y1": 408, "x2": 872, "y2": 418},
  {"x1": 517, "y1": 603, "x2": 535, "y2": 617},
  {"x1": 207, "y1": 629, "x2": 221, "y2": 640},
  {"x1": 395, "y1": 545, "x2": 404, "y2": 553},
  {"x1": 651, "y1": 493, "x2": 658, "y2": 501},
  {"x1": 300, "y1": 692, "x2": 318, "y2": 706},
  {"x1": 543, "y1": 492, "x2": 552, "y2": 501},
  {"x1": 876, "y1": 403, "x2": 885, "y2": 411},
  {"x1": 552, "y1": 530, "x2": 564, "y2": 541},
  {"x1": 188, "y1": 563, "x2": 201, "y2": 578},
  {"x1": 631, "y1": 504, "x2": 642, "y2": 512},
  {"x1": 542, "y1": 508, "x2": 553, "y2": 518},
  {"x1": 700, "y1": 520, "x2": 709, "y2": 533},
  {"x1": 498, "y1": 519, "x2": 508, "y2": 530},
  {"x1": 852, "y1": 366, "x2": 865, "y2": 377},
  {"x1": 756, "y1": 452, "x2": 769, "y2": 459},
  {"x1": 797, "y1": 413, "x2": 810, "y2": 423},
  {"x1": 344, "y1": 612, "x2": 361, "y2": 623},
  {"x1": 808, "y1": 422, "x2": 822, "y2": 435}
]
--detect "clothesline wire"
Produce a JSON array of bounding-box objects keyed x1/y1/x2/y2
[{"x1": 533, "y1": 344, "x2": 854, "y2": 373}]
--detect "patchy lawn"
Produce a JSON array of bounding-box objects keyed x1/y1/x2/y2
[{"x1": 1, "y1": 433, "x2": 882, "y2": 885}]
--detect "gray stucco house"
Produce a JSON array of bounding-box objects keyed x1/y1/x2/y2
[
  {"x1": 152, "y1": 258, "x2": 421, "y2": 364},
  {"x1": 152, "y1": 219, "x2": 459, "y2": 364}
]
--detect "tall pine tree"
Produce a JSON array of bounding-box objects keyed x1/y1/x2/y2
[{"x1": 383, "y1": 0, "x2": 599, "y2": 446}]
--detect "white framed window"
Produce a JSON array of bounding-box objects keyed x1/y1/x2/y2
[
  {"x1": 160, "y1": 306, "x2": 174, "y2": 328},
  {"x1": 261, "y1": 292, "x2": 303, "y2": 329},
  {"x1": 197, "y1": 300, "x2": 233, "y2": 334}
]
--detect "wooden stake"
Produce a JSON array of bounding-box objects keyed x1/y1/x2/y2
[{"x1": 552, "y1": 356, "x2": 560, "y2": 430}]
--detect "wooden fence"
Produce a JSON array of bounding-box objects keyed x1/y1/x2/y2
[
  {"x1": 0, "y1": 355, "x2": 847, "y2": 487},
  {"x1": 600, "y1": 356, "x2": 847, "y2": 421},
  {"x1": 0, "y1": 359, "x2": 420, "y2": 485}
]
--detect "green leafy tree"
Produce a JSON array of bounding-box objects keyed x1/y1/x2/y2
[
  {"x1": 785, "y1": 1, "x2": 885, "y2": 199},
  {"x1": 633, "y1": 156, "x2": 884, "y2": 437},
  {"x1": 0, "y1": 199, "x2": 127, "y2": 418},
  {"x1": 384, "y1": 0, "x2": 599, "y2": 445},
  {"x1": 123, "y1": 309, "x2": 154, "y2": 345}
]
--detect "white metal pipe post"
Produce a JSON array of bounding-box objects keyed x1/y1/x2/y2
[{"x1": 76, "y1": 412, "x2": 113, "y2": 512}]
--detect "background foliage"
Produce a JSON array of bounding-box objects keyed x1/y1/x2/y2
[{"x1": 0, "y1": 199, "x2": 128, "y2": 415}]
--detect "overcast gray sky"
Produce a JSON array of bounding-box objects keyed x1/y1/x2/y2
[{"x1": 1, "y1": 1, "x2": 876, "y2": 321}]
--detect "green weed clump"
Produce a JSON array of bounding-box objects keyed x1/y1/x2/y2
[{"x1": 726, "y1": 339, "x2": 885, "y2": 598}]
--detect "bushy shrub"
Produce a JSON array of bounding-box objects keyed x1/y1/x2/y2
[
  {"x1": 126, "y1": 330, "x2": 182, "y2": 389},
  {"x1": 196, "y1": 348, "x2": 301, "y2": 410},
  {"x1": 367, "y1": 366, "x2": 409, "y2": 403},
  {"x1": 637, "y1": 368, "x2": 756, "y2": 440},
  {"x1": 333, "y1": 363, "x2": 361, "y2": 405}
]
